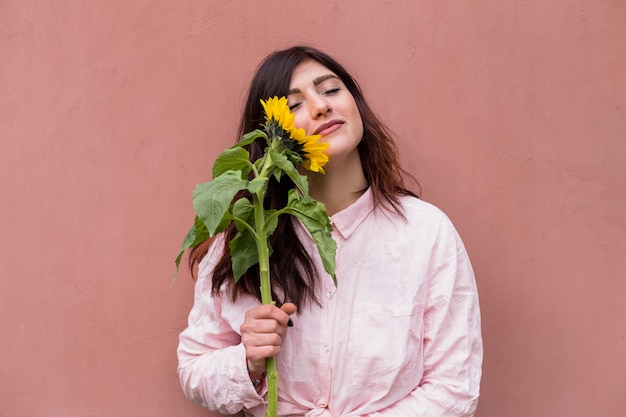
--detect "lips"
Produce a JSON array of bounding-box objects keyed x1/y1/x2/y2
[{"x1": 313, "y1": 120, "x2": 344, "y2": 136}]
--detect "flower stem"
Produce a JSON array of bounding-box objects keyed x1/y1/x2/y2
[
  {"x1": 254, "y1": 195, "x2": 273, "y2": 306},
  {"x1": 265, "y1": 356, "x2": 278, "y2": 417},
  {"x1": 253, "y1": 150, "x2": 279, "y2": 417}
]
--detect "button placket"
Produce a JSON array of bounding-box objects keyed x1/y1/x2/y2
[{"x1": 317, "y1": 250, "x2": 338, "y2": 404}]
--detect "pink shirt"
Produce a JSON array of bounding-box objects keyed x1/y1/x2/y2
[{"x1": 178, "y1": 188, "x2": 482, "y2": 416}]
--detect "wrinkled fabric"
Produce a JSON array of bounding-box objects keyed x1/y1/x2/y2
[{"x1": 178, "y1": 188, "x2": 482, "y2": 416}]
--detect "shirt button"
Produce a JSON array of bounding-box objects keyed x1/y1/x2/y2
[
  {"x1": 322, "y1": 344, "x2": 330, "y2": 353},
  {"x1": 315, "y1": 399, "x2": 328, "y2": 408},
  {"x1": 326, "y1": 290, "x2": 335, "y2": 299}
]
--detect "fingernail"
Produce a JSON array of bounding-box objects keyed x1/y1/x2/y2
[{"x1": 287, "y1": 318, "x2": 294, "y2": 327}]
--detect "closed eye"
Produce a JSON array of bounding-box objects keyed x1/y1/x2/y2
[{"x1": 323, "y1": 88, "x2": 340, "y2": 96}]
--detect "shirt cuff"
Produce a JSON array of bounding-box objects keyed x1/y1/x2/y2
[{"x1": 229, "y1": 344, "x2": 268, "y2": 407}]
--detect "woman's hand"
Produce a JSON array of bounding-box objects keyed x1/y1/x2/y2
[{"x1": 241, "y1": 303, "x2": 297, "y2": 376}]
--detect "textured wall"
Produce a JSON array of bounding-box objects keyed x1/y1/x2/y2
[{"x1": 1, "y1": 1, "x2": 625, "y2": 416}]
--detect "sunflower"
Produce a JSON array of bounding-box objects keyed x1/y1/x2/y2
[{"x1": 261, "y1": 96, "x2": 330, "y2": 173}]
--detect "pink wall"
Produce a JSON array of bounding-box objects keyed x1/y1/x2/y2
[{"x1": 2, "y1": 2, "x2": 625, "y2": 416}]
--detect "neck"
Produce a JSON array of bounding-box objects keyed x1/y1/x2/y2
[{"x1": 306, "y1": 155, "x2": 368, "y2": 216}]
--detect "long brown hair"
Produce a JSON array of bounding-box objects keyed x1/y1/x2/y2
[{"x1": 189, "y1": 46, "x2": 419, "y2": 307}]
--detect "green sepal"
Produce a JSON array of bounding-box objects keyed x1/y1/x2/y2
[
  {"x1": 212, "y1": 147, "x2": 252, "y2": 180},
  {"x1": 284, "y1": 148, "x2": 304, "y2": 169},
  {"x1": 283, "y1": 189, "x2": 337, "y2": 285},
  {"x1": 193, "y1": 171, "x2": 248, "y2": 236}
]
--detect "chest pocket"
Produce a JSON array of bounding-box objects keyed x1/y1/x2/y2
[{"x1": 351, "y1": 302, "x2": 425, "y2": 388}]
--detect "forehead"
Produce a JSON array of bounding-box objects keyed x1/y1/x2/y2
[{"x1": 289, "y1": 60, "x2": 339, "y2": 88}]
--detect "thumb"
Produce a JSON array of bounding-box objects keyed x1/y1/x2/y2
[{"x1": 280, "y1": 302, "x2": 297, "y2": 316}]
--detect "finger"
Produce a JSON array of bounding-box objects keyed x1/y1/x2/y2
[
  {"x1": 248, "y1": 304, "x2": 294, "y2": 327},
  {"x1": 246, "y1": 304, "x2": 279, "y2": 320},
  {"x1": 245, "y1": 345, "x2": 282, "y2": 373},
  {"x1": 243, "y1": 334, "x2": 285, "y2": 359},
  {"x1": 241, "y1": 317, "x2": 283, "y2": 334},
  {"x1": 241, "y1": 332, "x2": 283, "y2": 348}
]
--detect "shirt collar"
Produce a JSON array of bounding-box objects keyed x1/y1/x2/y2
[{"x1": 330, "y1": 187, "x2": 375, "y2": 240}]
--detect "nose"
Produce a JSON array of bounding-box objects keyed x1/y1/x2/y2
[{"x1": 309, "y1": 95, "x2": 331, "y2": 119}]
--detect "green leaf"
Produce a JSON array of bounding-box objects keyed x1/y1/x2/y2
[
  {"x1": 236, "y1": 129, "x2": 268, "y2": 148},
  {"x1": 228, "y1": 201, "x2": 279, "y2": 283},
  {"x1": 254, "y1": 157, "x2": 264, "y2": 173},
  {"x1": 174, "y1": 216, "x2": 210, "y2": 277},
  {"x1": 212, "y1": 147, "x2": 252, "y2": 179},
  {"x1": 232, "y1": 197, "x2": 254, "y2": 222},
  {"x1": 230, "y1": 199, "x2": 258, "y2": 282},
  {"x1": 248, "y1": 176, "x2": 268, "y2": 196},
  {"x1": 212, "y1": 210, "x2": 235, "y2": 236},
  {"x1": 268, "y1": 148, "x2": 309, "y2": 196},
  {"x1": 264, "y1": 209, "x2": 279, "y2": 237},
  {"x1": 230, "y1": 228, "x2": 260, "y2": 282},
  {"x1": 283, "y1": 189, "x2": 337, "y2": 284},
  {"x1": 193, "y1": 171, "x2": 248, "y2": 235}
]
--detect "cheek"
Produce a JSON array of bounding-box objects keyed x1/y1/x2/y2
[
  {"x1": 354, "y1": 111, "x2": 364, "y2": 140},
  {"x1": 348, "y1": 99, "x2": 364, "y2": 136},
  {"x1": 293, "y1": 113, "x2": 309, "y2": 133}
]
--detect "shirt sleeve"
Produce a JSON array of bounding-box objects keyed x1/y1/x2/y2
[
  {"x1": 366, "y1": 215, "x2": 483, "y2": 417},
  {"x1": 177, "y1": 239, "x2": 267, "y2": 415}
]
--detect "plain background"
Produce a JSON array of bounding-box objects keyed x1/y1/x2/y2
[{"x1": 1, "y1": 1, "x2": 625, "y2": 416}]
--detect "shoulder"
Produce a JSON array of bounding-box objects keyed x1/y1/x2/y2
[
  {"x1": 396, "y1": 196, "x2": 473, "y2": 256},
  {"x1": 391, "y1": 195, "x2": 465, "y2": 239},
  {"x1": 397, "y1": 195, "x2": 448, "y2": 222}
]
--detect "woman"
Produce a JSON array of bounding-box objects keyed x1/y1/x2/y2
[{"x1": 177, "y1": 46, "x2": 482, "y2": 417}]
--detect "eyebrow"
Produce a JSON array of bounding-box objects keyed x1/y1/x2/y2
[{"x1": 287, "y1": 74, "x2": 340, "y2": 95}]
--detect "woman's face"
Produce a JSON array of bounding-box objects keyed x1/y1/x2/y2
[{"x1": 287, "y1": 60, "x2": 364, "y2": 163}]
